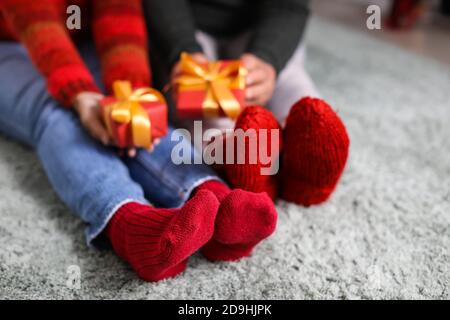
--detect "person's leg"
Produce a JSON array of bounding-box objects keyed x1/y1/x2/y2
[
  {"x1": 264, "y1": 49, "x2": 349, "y2": 205},
  {"x1": 146, "y1": 32, "x2": 278, "y2": 261},
  {"x1": 195, "y1": 31, "x2": 349, "y2": 207},
  {"x1": 0, "y1": 42, "x2": 147, "y2": 244},
  {"x1": 124, "y1": 126, "x2": 221, "y2": 208},
  {"x1": 37, "y1": 105, "x2": 219, "y2": 280},
  {"x1": 266, "y1": 43, "x2": 319, "y2": 125},
  {"x1": 152, "y1": 27, "x2": 280, "y2": 203},
  {"x1": 249, "y1": 41, "x2": 349, "y2": 205},
  {"x1": 0, "y1": 42, "x2": 219, "y2": 281},
  {"x1": 78, "y1": 40, "x2": 272, "y2": 269},
  {"x1": 125, "y1": 124, "x2": 277, "y2": 262},
  {"x1": 222, "y1": 35, "x2": 349, "y2": 206},
  {"x1": 160, "y1": 31, "x2": 280, "y2": 203},
  {"x1": 196, "y1": 33, "x2": 283, "y2": 200}
]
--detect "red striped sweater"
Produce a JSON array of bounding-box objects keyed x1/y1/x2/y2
[{"x1": 0, "y1": 0, "x2": 151, "y2": 107}]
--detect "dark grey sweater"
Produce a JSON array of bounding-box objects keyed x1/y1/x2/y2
[{"x1": 143, "y1": 0, "x2": 310, "y2": 74}]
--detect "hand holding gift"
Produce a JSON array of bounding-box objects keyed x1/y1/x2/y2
[
  {"x1": 240, "y1": 53, "x2": 276, "y2": 107},
  {"x1": 173, "y1": 52, "x2": 247, "y2": 119},
  {"x1": 74, "y1": 91, "x2": 110, "y2": 146},
  {"x1": 100, "y1": 81, "x2": 168, "y2": 150}
]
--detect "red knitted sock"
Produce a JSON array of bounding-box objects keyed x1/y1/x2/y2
[
  {"x1": 281, "y1": 97, "x2": 350, "y2": 206},
  {"x1": 196, "y1": 180, "x2": 277, "y2": 261},
  {"x1": 223, "y1": 106, "x2": 282, "y2": 200},
  {"x1": 106, "y1": 190, "x2": 219, "y2": 282}
]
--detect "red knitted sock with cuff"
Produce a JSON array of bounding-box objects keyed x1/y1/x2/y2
[
  {"x1": 106, "y1": 190, "x2": 219, "y2": 282},
  {"x1": 222, "y1": 106, "x2": 282, "y2": 200},
  {"x1": 195, "y1": 180, "x2": 277, "y2": 261},
  {"x1": 281, "y1": 97, "x2": 350, "y2": 206}
]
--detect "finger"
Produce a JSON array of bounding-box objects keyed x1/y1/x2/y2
[
  {"x1": 79, "y1": 93, "x2": 104, "y2": 108},
  {"x1": 246, "y1": 68, "x2": 267, "y2": 87},
  {"x1": 246, "y1": 92, "x2": 272, "y2": 107},
  {"x1": 245, "y1": 82, "x2": 268, "y2": 102},
  {"x1": 128, "y1": 148, "x2": 137, "y2": 158},
  {"x1": 90, "y1": 92, "x2": 104, "y2": 100},
  {"x1": 245, "y1": 83, "x2": 272, "y2": 106},
  {"x1": 88, "y1": 118, "x2": 111, "y2": 145},
  {"x1": 94, "y1": 113, "x2": 112, "y2": 145},
  {"x1": 145, "y1": 140, "x2": 157, "y2": 153},
  {"x1": 240, "y1": 54, "x2": 259, "y2": 71},
  {"x1": 191, "y1": 53, "x2": 208, "y2": 63}
]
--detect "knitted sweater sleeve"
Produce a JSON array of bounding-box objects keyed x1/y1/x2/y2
[
  {"x1": 247, "y1": 0, "x2": 310, "y2": 74},
  {"x1": 1, "y1": 0, "x2": 100, "y2": 107},
  {"x1": 142, "y1": 0, "x2": 202, "y2": 69},
  {"x1": 92, "y1": 0, "x2": 151, "y2": 92}
]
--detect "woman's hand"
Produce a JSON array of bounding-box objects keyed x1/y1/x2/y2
[
  {"x1": 73, "y1": 92, "x2": 158, "y2": 157},
  {"x1": 240, "y1": 53, "x2": 276, "y2": 106},
  {"x1": 73, "y1": 92, "x2": 110, "y2": 145}
]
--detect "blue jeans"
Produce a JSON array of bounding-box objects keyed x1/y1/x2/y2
[{"x1": 0, "y1": 41, "x2": 219, "y2": 247}]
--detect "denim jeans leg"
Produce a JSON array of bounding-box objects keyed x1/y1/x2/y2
[
  {"x1": 124, "y1": 127, "x2": 222, "y2": 208},
  {"x1": 0, "y1": 42, "x2": 148, "y2": 247},
  {"x1": 74, "y1": 40, "x2": 223, "y2": 208}
]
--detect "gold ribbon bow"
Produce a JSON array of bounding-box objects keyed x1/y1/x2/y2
[
  {"x1": 105, "y1": 81, "x2": 165, "y2": 149},
  {"x1": 175, "y1": 52, "x2": 246, "y2": 119}
]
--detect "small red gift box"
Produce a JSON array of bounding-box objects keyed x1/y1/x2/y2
[
  {"x1": 174, "y1": 52, "x2": 247, "y2": 119},
  {"x1": 100, "y1": 81, "x2": 167, "y2": 149}
]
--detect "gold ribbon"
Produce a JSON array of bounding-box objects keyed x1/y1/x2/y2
[
  {"x1": 175, "y1": 52, "x2": 246, "y2": 119},
  {"x1": 105, "y1": 81, "x2": 165, "y2": 149}
]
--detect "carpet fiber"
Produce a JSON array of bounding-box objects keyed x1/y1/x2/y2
[{"x1": 0, "y1": 17, "x2": 449, "y2": 299}]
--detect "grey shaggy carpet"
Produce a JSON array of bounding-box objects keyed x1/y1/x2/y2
[{"x1": 0, "y1": 17, "x2": 449, "y2": 300}]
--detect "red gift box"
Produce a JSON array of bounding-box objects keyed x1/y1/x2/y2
[
  {"x1": 174, "y1": 53, "x2": 247, "y2": 119},
  {"x1": 100, "y1": 81, "x2": 167, "y2": 149}
]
